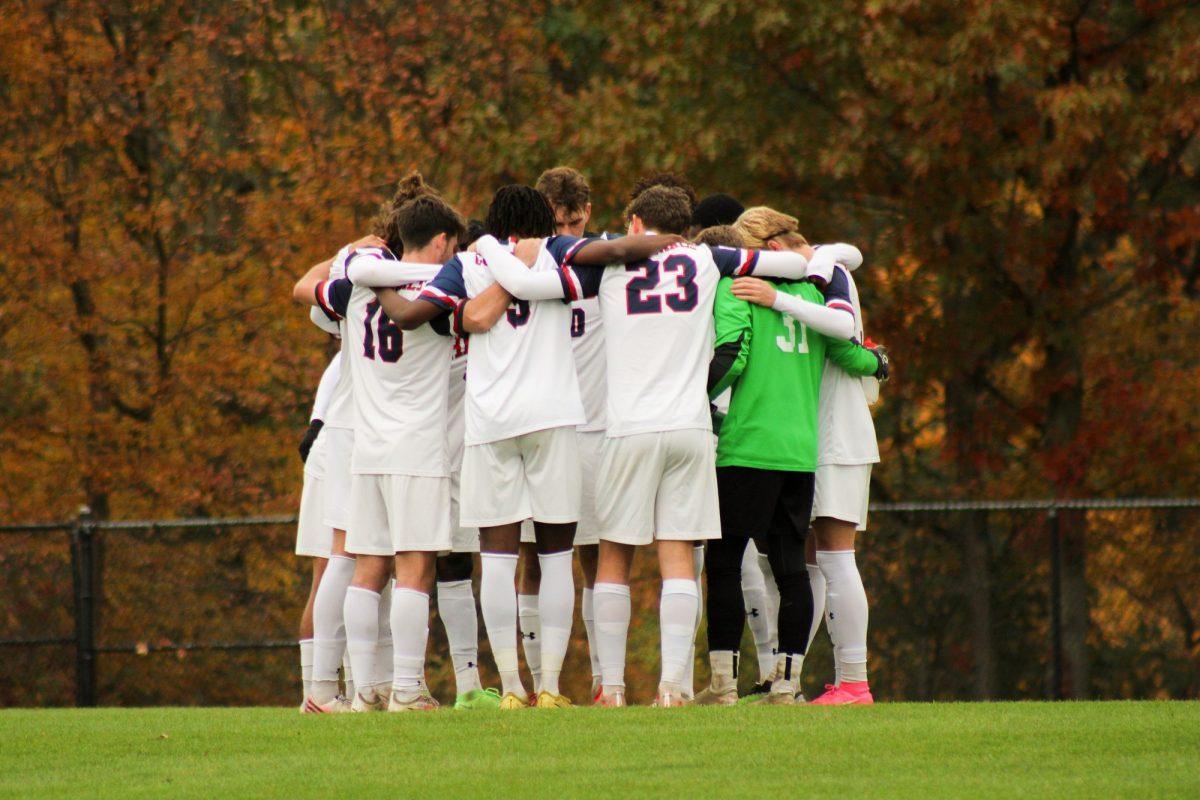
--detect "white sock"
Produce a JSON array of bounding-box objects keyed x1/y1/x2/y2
[
  {"x1": 741, "y1": 547, "x2": 775, "y2": 680},
  {"x1": 537, "y1": 551, "x2": 574, "y2": 696},
  {"x1": 437, "y1": 579, "x2": 482, "y2": 695},
  {"x1": 481, "y1": 553, "x2": 525, "y2": 697},
  {"x1": 593, "y1": 582, "x2": 631, "y2": 691},
  {"x1": 343, "y1": 586, "x2": 381, "y2": 700},
  {"x1": 581, "y1": 587, "x2": 601, "y2": 686},
  {"x1": 299, "y1": 638, "x2": 314, "y2": 700},
  {"x1": 311, "y1": 555, "x2": 354, "y2": 702},
  {"x1": 517, "y1": 592, "x2": 542, "y2": 694},
  {"x1": 390, "y1": 587, "x2": 430, "y2": 692},
  {"x1": 757, "y1": 552, "x2": 780, "y2": 658},
  {"x1": 806, "y1": 562, "x2": 826, "y2": 653},
  {"x1": 372, "y1": 581, "x2": 393, "y2": 692},
  {"x1": 817, "y1": 550, "x2": 869, "y2": 684},
  {"x1": 684, "y1": 547, "x2": 704, "y2": 697},
  {"x1": 342, "y1": 652, "x2": 354, "y2": 698},
  {"x1": 660, "y1": 578, "x2": 699, "y2": 688}
]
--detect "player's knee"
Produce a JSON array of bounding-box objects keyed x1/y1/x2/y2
[
  {"x1": 766, "y1": 535, "x2": 808, "y2": 584},
  {"x1": 436, "y1": 552, "x2": 474, "y2": 583},
  {"x1": 704, "y1": 539, "x2": 744, "y2": 583}
]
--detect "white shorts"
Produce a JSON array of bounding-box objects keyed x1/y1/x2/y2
[
  {"x1": 321, "y1": 427, "x2": 355, "y2": 531},
  {"x1": 596, "y1": 429, "x2": 721, "y2": 546},
  {"x1": 449, "y1": 469, "x2": 479, "y2": 553},
  {"x1": 520, "y1": 431, "x2": 602, "y2": 545},
  {"x1": 461, "y1": 426, "x2": 581, "y2": 528},
  {"x1": 295, "y1": 467, "x2": 332, "y2": 559},
  {"x1": 813, "y1": 463, "x2": 872, "y2": 531},
  {"x1": 346, "y1": 474, "x2": 452, "y2": 556}
]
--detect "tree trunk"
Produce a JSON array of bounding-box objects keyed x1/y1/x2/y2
[{"x1": 963, "y1": 511, "x2": 996, "y2": 699}]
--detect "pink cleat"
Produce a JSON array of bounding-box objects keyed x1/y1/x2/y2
[{"x1": 809, "y1": 681, "x2": 874, "y2": 706}]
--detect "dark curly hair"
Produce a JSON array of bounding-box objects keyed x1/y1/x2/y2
[{"x1": 484, "y1": 185, "x2": 556, "y2": 240}]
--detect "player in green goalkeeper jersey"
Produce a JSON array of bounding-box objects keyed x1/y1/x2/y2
[{"x1": 696, "y1": 212, "x2": 887, "y2": 705}]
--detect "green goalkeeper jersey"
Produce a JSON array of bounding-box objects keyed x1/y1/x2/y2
[{"x1": 710, "y1": 277, "x2": 878, "y2": 471}]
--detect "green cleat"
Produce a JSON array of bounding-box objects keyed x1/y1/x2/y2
[{"x1": 454, "y1": 687, "x2": 503, "y2": 710}]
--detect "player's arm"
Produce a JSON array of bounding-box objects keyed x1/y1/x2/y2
[
  {"x1": 805, "y1": 243, "x2": 863, "y2": 284},
  {"x1": 827, "y1": 337, "x2": 889, "y2": 380},
  {"x1": 729, "y1": 277, "x2": 855, "y2": 340},
  {"x1": 476, "y1": 235, "x2": 570, "y2": 300},
  {"x1": 291, "y1": 235, "x2": 387, "y2": 303},
  {"x1": 460, "y1": 283, "x2": 513, "y2": 333},
  {"x1": 292, "y1": 258, "x2": 332, "y2": 305},
  {"x1": 708, "y1": 277, "x2": 753, "y2": 397},
  {"x1": 374, "y1": 256, "x2": 470, "y2": 331},
  {"x1": 569, "y1": 233, "x2": 685, "y2": 265},
  {"x1": 372, "y1": 288, "x2": 446, "y2": 331}
]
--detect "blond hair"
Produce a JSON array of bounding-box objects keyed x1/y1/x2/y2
[{"x1": 733, "y1": 206, "x2": 808, "y2": 249}]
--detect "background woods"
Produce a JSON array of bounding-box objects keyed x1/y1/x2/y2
[{"x1": 1, "y1": 0, "x2": 1197, "y2": 705}]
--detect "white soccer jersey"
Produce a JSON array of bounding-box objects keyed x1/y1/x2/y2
[
  {"x1": 419, "y1": 241, "x2": 586, "y2": 446},
  {"x1": 571, "y1": 296, "x2": 606, "y2": 432},
  {"x1": 817, "y1": 264, "x2": 880, "y2": 466},
  {"x1": 315, "y1": 256, "x2": 452, "y2": 476},
  {"x1": 567, "y1": 242, "x2": 767, "y2": 438},
  {"x1": 317, "y1": 246, "x2": 357, "y2": 430}
]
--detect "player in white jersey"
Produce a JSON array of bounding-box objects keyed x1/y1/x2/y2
[
  {"x1": 291, "y1": 233, "x2": 387, "y2": 710},
  {"x1": 382, "y1": 185, "x2": 679, "y2": 709},
  {"x1": 478, "y1": 186, "x2": 825, "y2": 706},
  {"x1": 300, "y1": 195, "x2": 470, "y2": 712},
  {"x1": 294, "y1": 350, "x2": 340, "y2": 704}
]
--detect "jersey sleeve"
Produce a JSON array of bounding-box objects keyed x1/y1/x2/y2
[
  {"x1": 709, "y1": 245, "x2": 760, "y2": 278},
  {"x1": 417, "y1": 256, "x2": 467, "y2": 311},
  {"x1": 314, "y1": 277, "x2": 352, "y2": 321},
  {"x1": 826, "y1": 337, "x2": 879, "y2": 377},
  {"x1": 562, "y1": 265, "x2": 604, "y2": 300},
  {"x1": 709, "y1": 277, "x2": 753, "y2": 397},
  {"x1": 823, "y1": 266, "x2": 855, "y2": 316},
  {"x1": 544, "y1": 234, "x2": 594, "y2": 267}
]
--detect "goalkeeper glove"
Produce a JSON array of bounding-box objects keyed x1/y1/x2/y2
[
  {"x1": 863, "y1": 337, "x2": 890, "y2": 382},
  {"x1": 299, "y1": 419, "x2": 324, "y2": 463}
]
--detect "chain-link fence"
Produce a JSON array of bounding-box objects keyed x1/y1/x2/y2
[{"x1": 2, "y1": 499, "x2": 1197, "y2": 706}]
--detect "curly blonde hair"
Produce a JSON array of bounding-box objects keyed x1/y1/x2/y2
[{"x1": 733, "y1": 206, "x2": 808, "y2": 250}]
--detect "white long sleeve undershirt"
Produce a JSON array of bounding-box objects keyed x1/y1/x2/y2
[{"x1": 771, "y1": 291, "x2": 855, "y2": 340}]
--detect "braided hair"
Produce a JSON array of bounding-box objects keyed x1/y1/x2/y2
[{"x1": 484, "y1": 185, "x2": 556, "y2": 240}]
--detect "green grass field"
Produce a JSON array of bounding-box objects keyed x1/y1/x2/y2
[{"x1": 2, "y1": 702, "x2": 1196, "y2": 799}]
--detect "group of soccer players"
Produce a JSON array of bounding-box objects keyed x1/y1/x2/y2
[{"x1": 289, "y1": 166, "x2": 888, "y2": 710}]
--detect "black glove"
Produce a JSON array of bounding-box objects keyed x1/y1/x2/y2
[
  {"x1": 299, "y1": 419, "x2": 324, "y2": 463},
  {"x1": 871, "y1": 346, "x2": 890, "y2": 382}
]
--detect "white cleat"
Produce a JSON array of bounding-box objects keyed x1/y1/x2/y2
[
  {"x1": 387, "y1": 688, "x2": 440, "y2": 712},
  {"x1": 652, "y1": 683, "x2": 691, "y2": 708},
  {"x1": 351, "y1": 690, "x2": 388, "y2": 712},
  {"x1": 301, "y1": 695, "x2": 352, "y2": 714}
]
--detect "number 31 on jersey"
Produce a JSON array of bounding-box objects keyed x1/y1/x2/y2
[{"x1": 776, "y1": 316, "x2": 809, "y2": 354}]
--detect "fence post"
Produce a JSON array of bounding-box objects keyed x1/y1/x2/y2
[
  {"x1": 1048, "y1": 507, "x2": 1064, "y2": 701},
  {"x1": 70, "y1": 506, "x2": 98, "y2": 707}
]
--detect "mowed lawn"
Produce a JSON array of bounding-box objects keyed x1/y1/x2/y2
[{"x1": 1, "y1": 702, "x2": 1196, "y2": 799}]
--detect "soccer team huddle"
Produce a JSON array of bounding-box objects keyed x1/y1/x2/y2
[{"x1": 290, "y1": 166, "x2": 889, "y2": 711}]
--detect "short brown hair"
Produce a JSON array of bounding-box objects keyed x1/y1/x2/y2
[
  {"x1": 628, "y1": 171, "x2": 697, "y2": 213},
  {"x1": 624, "y1": 186, "x2": 692, "y2": 235},
  {"x1": 373, "y1": 171, "x2": 441, "y2": 250},
  {"x1": 535, "y1": 167, "x2": 590, "y2": 213},
  {"x1": 693, "y1": 225, "x2": 746, "y2": 248},
  {"x1": 394, "y1": 195, "x2": 466, "y2": 252}
]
